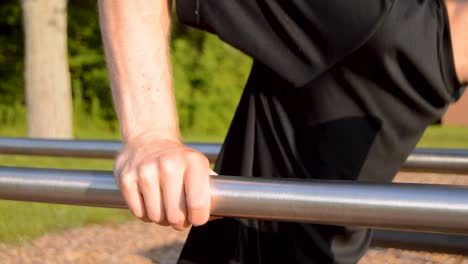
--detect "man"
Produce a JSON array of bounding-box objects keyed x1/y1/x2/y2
[{"x1": 98, "y1": 0, "x2": 467, "y2": 263}]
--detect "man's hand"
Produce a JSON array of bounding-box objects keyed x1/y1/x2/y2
[{"x1": 115, "y1": 134, "x2": 213, "y2": 230}]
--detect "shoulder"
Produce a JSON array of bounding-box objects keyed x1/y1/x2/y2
[{"x1": 177, "y1": 0, "x2": 395, "y2": 86}]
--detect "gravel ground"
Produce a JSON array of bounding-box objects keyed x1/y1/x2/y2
[
  {"x1": 0, "y1": 220, "x2": 466, "y2": 264},
  {"x1": 0, "y1": 221, "x2": 188, "y2": 264},
  {"x1": 0, "y1": 172, "x2": 466, "y2": 264},
  {"x1": 0, "y1": 221, "x2": 468, "y2": 264}
]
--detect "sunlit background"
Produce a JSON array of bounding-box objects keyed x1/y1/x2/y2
[{"x1": 0, "y1": 0, "x2": 467, "y2": 263}]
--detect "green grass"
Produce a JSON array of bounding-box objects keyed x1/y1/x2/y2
[
  {"x1": 0, "y1": 120, "x2": 467, "y2": 245},
  {"x1": 0, "y1": 119, "x2": 134, "y2": 244},
  {"x1": 417, "y1": 125, "x2": 468, "y2": 148},
  {"x1": 0, "y1": 202, "x2": 132, "y2": 244}
]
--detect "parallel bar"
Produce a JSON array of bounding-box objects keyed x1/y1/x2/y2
[
  {"x1": 0, "y1": 137, "x2": 220, "y2": 163},
  {"x1": 402, "y1": 148, "x2": 468, "y2": 174},
  {"x1": 1, "y1": 166, "x2": 468, "y2": 234},
  {"x1": 1, "y1": 138, "x2": 468, "y2": 174},
  {"x1": 372, "y1": 230, "x2": 468, "y2": 256},
  {"x1": 0, "y1": 138, "x2": 122, "y2": 159}
]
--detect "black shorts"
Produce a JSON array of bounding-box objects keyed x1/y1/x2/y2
[{"x1": 176, "y1": 0, "x2": 462, "y2": 263}]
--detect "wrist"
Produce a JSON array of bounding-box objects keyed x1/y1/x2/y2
[
  {"x1": 117, "y1": 101, "x2": 181, "y2": 144},
  {"x1": 121, "y1": 126, "x2": 181, "y2": 145}
]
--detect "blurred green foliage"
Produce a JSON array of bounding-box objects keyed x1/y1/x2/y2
[
  {"x1": 0, "y1": 0, "x2": 252, "y2": 139},
  {"x1": 0, "y1": 1, "x2": 24, "y2": 126}
]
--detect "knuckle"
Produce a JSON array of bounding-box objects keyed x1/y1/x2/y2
[
  {"x1": 119, "y1": 173, "x2": 135, "y2": 191},
  {"x1": 188, "y1": 199, "x2": 208, "y2": 213},
  {"x1": 167, "y1": 212, "x2": 185, "y2": 227},
  {"x1": 171, "y1": 220, "x2": 189, "y2": 230},
  {"x1": 114, "y1": 165, "x2": 128, "y2": 179},
  {"x1": 173, "y1": 225, "x2": 188, "y2": 231},
  {"x1": 113, "y1": 164, "x2": 124, "y2": 179},
  {"x1": 188, "y1": 201, "x2": 209, "y2": 226},
  {"x1": 147, "y1": 210, "x2": 162, "y2": 223},
  {"x1": 186, "y1": 151, "x2": 209, "y2": 167},
  {"x1": 185, "y1": 151, "x2": 202, "y2": 162},
  {"x1": 158, "y1": 155, "x2": 180, "y2": 173},
  {"x1": 131, "y1": 208, "x2": 145, "y2": 219},
  {"x1": 138, "y1": 163, "x2": 156, "y2": 187},
  {"x1": 139, "y1": 162, "x2": 156, "y2": 175},
  {"x1": 191, "y1": 216, "x2": 208, "y2": 227},
  {"x1": 115, "y1": 153, "x2": 127, "y2": 167},
  {"x1": 138, "y1": 175, "x2": 151, "y2": 189}
]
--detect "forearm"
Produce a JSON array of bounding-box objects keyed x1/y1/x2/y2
[{"x1": 98, "y1": 0, "x2": 179, "y2": 142}]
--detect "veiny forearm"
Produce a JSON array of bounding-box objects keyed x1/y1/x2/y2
[{"x1": 98, "y1": 0, "x2": 180, "y2": 142}]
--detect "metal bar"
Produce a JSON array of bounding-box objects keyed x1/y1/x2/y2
[
  {"x1": 0, "y1": 138, "x2": 122, "y2": 159},
  {"x1": 402, "y1": 148, "x2": 468, "y2": 174},
  {"x1": 372, "y1": 230, "x2": 468, "y2": 256},
  {"x1": 0, "y1": 137, "x2": 220, "y2": 163},
  {"x1": 1, "y1": 167, "x2": 468, "y2": 234},
  {"x1": 1, "y1": 138, "x2": 468, "y2": 174}
]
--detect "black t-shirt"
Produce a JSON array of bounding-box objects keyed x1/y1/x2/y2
[
  {"x1": 177, "y1": 0, "x2": 394, "y2": 88},
  {"x1": 178, "y1": 0, "x2": 458, "y2": 91},
  {"x1": 176, "y1": 0, "x2": 462, "y2": 263}
]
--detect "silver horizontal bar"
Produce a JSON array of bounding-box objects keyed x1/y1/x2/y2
[
  {"x1": 402, "y1": 148, "x2": 468, "y2": 174},
  {"x1": 0, "y1": 137, "x2": 220, "y2": 163},
  {"x1": 1, "y1": 138, "x2": 468, "y2": 174},
  {"x1": 372, "y1": 230, "x2": 468, "y2": 255},
  {"x1": 1, "y1": 166, "x2": 468, "y2": 234}
]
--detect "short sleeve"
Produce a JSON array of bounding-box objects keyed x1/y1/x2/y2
[{"x1": 177, "y1": 0, "x2": 394, "y2": 87}]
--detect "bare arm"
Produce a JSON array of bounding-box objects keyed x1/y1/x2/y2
[
  {"x1": 99, "y1": 0, "x2": 212, "y2": 230},
  {"x1": 99, "y1": 0, "x2": 177, "y2": 140}
]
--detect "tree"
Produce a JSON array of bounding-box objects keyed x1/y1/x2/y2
[{"x1": 21, "y1": 0, "x2": 73, "y2": 138}]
